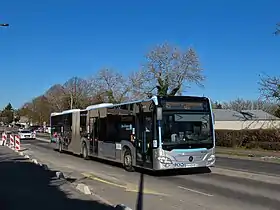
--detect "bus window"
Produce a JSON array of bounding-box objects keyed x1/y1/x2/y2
[
  {"x1": 106, "y1": 115, "x2": 119, "y2": 142},
  {"x1": 119, "y1": 115, "x2": 134, "y2": 141}
]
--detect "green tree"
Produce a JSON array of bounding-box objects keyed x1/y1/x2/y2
[{"x1": 1, "y1": 103, "x2": 14, "y2": 123}]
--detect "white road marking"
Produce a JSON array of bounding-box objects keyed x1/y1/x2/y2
[
  {"x1": 21, "y1": 143, "x2": 31, "y2": 146},
  {"x1": 103, "y1": 165, "x2": 113, "y2": 169},
  {"x1": 178, "y1": 186, "x2": 214, "y2": 197},
  {"x1": 36, "y1": 137, "x2": 50, "y2": 143}
]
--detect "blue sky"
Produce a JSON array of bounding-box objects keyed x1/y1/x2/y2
[{"x1": 0, "y1": 0, "x2": 280, "y2": 109}]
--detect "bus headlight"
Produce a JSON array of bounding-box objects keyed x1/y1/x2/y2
[
  {"x1": 206, "y1": 155, "x2": 215, "y2": 166},
  {"x1": 157, "y1": 156, "x2": 173, "y2": 164}
]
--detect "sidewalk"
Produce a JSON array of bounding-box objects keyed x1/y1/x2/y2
[{"x1": 0, "y1": 146, "x2": 115, "y2": 210}]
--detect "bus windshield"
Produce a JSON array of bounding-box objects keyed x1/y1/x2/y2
[{"x1": 161, "y1": 112, "x2": 214, "y2": 150}]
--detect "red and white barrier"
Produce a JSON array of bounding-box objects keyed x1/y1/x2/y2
[
  {"x1": 15, "y1": 135, "x2": 20, "y2": 151},
  {"x1": 10, "y1": 134, "x2": 14, "y2": 149},
  {"x1": 1, "y1": 133, "x2": 7, "y2": 146}
]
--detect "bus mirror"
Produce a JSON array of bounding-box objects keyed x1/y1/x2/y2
[{"x1": 156, "y1": 107, "x2": 162, "y2": 120}]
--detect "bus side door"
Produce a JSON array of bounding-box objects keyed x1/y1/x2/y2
[
  {"x1": 136, "y1": 109, "x2": 153, "y2": 167},
  {"x1": 99, "y1": 116, "x2": 117, "y2": 160}
]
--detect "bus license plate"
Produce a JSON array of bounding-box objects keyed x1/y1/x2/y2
[
  {"x1": 173, "y1": 163, "x2": 198, "y2": 168},
  {"x1": 185, "y1": 163, "x2": 198, "y2": 168}
]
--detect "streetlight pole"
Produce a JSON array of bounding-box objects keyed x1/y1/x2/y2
[{"x1": 0, "y1": 23, "x2": 9, "y2": 27}]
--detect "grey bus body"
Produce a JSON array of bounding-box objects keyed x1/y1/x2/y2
[{"x1": 50, "y1": 95, "x2": 215, "y2": 171}]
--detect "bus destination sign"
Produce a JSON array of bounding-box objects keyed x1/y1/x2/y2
[{"x1": 164, "y1": 101, "x2": 207, "y2": 111}]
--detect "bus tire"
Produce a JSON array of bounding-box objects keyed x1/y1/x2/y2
[
  {"x1": 123, "y1": 149, "x2": 134, "y2": 172},
  {"x1": 82, "y1": 143, "x2": 89, "y2": 160}
]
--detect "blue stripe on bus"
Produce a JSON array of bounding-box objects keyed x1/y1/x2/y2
[{"x1": 171, "y1": 148, "x2": 207, "y2": 153}]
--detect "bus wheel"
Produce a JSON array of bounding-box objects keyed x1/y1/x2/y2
[
  {"x1": 123, "y1": 149, "x2": 134, "y2": 172},
  {"x1": 82, "y1": 143, "x2": 89, "y2": 160}
]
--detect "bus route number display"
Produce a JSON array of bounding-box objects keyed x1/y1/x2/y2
[{"x1": 164, "y1": 101, "x2": 206, "y2": 110}]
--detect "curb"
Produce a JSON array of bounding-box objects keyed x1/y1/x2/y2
[
  {"x1": 56, "y1": 171, "x2": 65, "y2": 179},
  {"x1": 32, "y1": 159, "x2": 38, "y2": 164},
  {"x1": 41, "y1": 164, "x2": 49, "y2": 170},
  {"x1": 75, "y1": 183, "x2": 115, "y2": 206},
  {"x1": 115, "y1": 204, "x2": 133, "y2": 210},
  {"x1": 76, "y1": 183, "x2": 91, "y2": 195},
  {"x1": 16, "y1": 149, "x2": 50, "y2": 171}
]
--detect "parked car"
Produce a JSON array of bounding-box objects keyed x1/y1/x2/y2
[{"x1": 18, "y1": 130, "x2": 36, "y2": 140}]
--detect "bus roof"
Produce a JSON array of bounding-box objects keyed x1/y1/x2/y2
[
  {"x1": 78, "y1": 95, "x2": 210, "y2": 113},
  {"x1": 85, "y1": 103, "x2": 114, "y2": 111},
  {"x1": 61, "y1": 109, "x2": 81, "y2": 114},
  {"x1": 111, "y1": 95, "x2": 211, "y2": 109},
  {"x1": 113, "y1": 95, "x2": 159, "y2": 107},
  {"x1": 50, "y1": 112, "x2": 62, "y2": 116}
]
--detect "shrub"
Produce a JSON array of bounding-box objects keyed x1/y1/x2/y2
[{"x1": 215, "y1": 129, "x2": 280, "y2": 151}]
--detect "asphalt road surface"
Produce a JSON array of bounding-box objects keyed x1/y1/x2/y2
[
  {"x1": 35, "y1": 136, "x2": 280, "y2": 176},
  {"x1": 215, "y1": 156, "x2": 280, "y2": 176},
  {"x1": 19, "y1": 139, "x2": 280, "y2": 210}
]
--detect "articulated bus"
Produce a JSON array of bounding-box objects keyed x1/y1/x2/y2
[{"x1": 50, "y1": 95, "x2": 215, "y2": 171}]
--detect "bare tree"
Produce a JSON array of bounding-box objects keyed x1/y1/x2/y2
[
  {"x1": 222, "y1": 98, "x2": 252, "y2": 111},
  {"x1": 259, "y1": 75, "x2": 280, "y2": 103},
  {"x1": 45, "y1": 78, "x2": 92, "y2": 110},
  {"x1": 62, "y1": 77, "x2": 92, "y2": 109},
  {"x1": 222, "y1": 98, "x2": 278, "y2": 115},
  {"x1": 212, "y1": 101, "x2": 223, "y2": 109},
  {"x1": 259, "y1": 74, "x2": 280, "y2": 117},
  {"x1": 90, "y1": 68, "x2": 131, "y2": 103},
  {"x1": 31, "y1": 96, "x2": 52, "y2": 124},
  {"x1": 44, "y1": 84, "x2": 66, "y2": 111},
  {"x1": 18, "y1": 95, "x2": 52, "y2": 124},
  {"x1": 275, "y1": 107, "x2": 280, "y2": 117},
  {"x1": 130, "y1": 43, "x2": 204, "y2": 98}
]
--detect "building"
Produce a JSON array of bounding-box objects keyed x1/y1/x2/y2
[
  {"x1": 14, "y1": 116, "x2": 30, "y2": 128},
  {"x1": 213, "y1": 109, "x2": 280, "y2": 130}
]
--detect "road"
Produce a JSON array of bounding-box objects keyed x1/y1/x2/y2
[
  {"x1": 19, "y1": 138, "x2": 280, "y2": 210},
  {"x1": 216, "y1": 156, "x2": 280, "y2": 176},
  {"x1": 35, "y1": 136, "x2": 280, "y2": 176}
]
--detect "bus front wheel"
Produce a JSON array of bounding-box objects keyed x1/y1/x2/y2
[{"x1": 123, "y1": 149, "x2": 134, "y2": 172}]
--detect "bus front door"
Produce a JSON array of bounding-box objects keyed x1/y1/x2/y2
[{"x1": 136, "y1": 112, "x2": 153, "y2": 168}]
